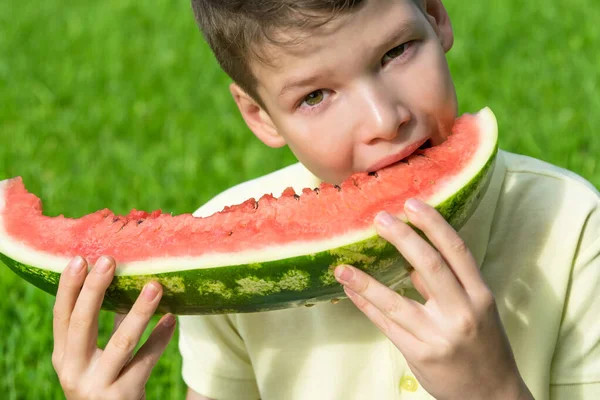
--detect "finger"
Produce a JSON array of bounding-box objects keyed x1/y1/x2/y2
[
  {"x1": 96, "y1": 282, "x2": 163, "y2": 385},
  {"x1": 335, "y1": 265, "x2": 428, "y2": 338},
  {"x1": 343, "y1": 286, "x2": 424, "y2": 355},
  {"x1": 404, "y1": 198, "x2": 483, "y2": 292},
  {"x1": 374, "y1": 210, "x2": 468, "y2": 309},
  {"x1": 116, "y1": 313, "x2": 177, "y2": 392},
  {"x1": 409, "y1": 270, "x2": 430, "y2": 302},
  {"x1": 62, "y1": 256, "x2": 116, "y2": 376},
  {"x1": 52, "y1": 256, "x2": 88, "y2": 364},
  {"x1": 111, "y1": 313, "x2": 127, "y2": 337}
]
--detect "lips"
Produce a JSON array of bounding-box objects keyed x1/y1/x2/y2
[{"x1": 367, "y1": 137, "x2": 430, "y2": 172}]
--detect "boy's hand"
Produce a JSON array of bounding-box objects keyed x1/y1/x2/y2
[
  {"x1": 335, "y1": 199, "x2": 533, "y2": 400},
  {"x1": 52, "y1": 256, "x2": 176, "y2": 400}
]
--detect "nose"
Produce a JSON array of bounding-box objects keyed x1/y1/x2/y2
[{"x1": 355, "y1": 80, "x2": 411, "y2": 144}]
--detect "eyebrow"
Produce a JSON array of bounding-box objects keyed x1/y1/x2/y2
[
  {"x1": 277, "y1": 18, "x2": 422, "y2": 99},
  {"x1": 377, "y1": 19, "x2": 422, "y2": 54},
  {"x1": 279, "y1": 74, "x2": 326, "y2": 99}
]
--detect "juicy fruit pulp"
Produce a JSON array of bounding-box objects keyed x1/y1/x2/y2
[{"x1": 0, "y1": 108, "x2": 499, "y2": 314}]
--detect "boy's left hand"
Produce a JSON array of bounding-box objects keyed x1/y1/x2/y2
[{"x1": 334, "y1": 199, "x2": 532, "y2": 400}]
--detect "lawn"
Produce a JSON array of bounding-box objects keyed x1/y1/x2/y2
[{"x1": 1, "y1": 0, "x2": 599, "y2": 398}]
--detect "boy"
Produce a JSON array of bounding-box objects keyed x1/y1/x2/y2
[{"x1": 50, "y1": 0, "x2": 600, "y2": 399}]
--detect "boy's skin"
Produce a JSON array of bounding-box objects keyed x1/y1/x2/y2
[{"x1": 51, "y1": 1, "x2": 535, "y2": 399}]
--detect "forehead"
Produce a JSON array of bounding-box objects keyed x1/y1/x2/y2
[{"x1": 250, "y1": 0, "x2": 426, "y2": 95}]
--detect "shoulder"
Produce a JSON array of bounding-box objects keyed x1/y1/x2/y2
[
  {"x1": 499, "y1": 150, "x2": 599, "y2": 208},
  {"x1": 192, "y1": 162, "x2": 321, "y2": 217},
  {"x1": 492, "y1": 150, "x2": 600, "y2": 253},
  {"x1": 501, "y1": 151, "x2": 599, "y2": 198}
]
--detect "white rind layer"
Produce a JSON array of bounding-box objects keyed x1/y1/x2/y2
[{"x1": 0, "y1": 108, "x2": 497, "y2": 276}]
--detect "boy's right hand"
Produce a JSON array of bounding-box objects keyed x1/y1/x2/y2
[{"x1": 52, "y1": 255, "x2": 177, "y2": 400}]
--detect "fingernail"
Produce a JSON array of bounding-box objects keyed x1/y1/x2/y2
[
  {"x1": 95, "y1": 256, "x2": 113, "y2": 273},
  {"x1": 375, "y1": 211, "x2": 396, "y2": 227},
  {"x1": 142, "y1": 282, "x2": 160, "y2": 301},
  {"x1": 405, "y1": 198, "x2": 426, "y2": 213},
  {"x1": 335, "y1": 265, "x2": 354, "y2": 283},
  {"x1": 162, "y1": 313, "x2": 176, "y2": 327},
  {"x1": 69, "y1": 256, "x2": 86, "y2": 275}
]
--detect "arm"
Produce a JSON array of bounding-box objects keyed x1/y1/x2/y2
[{"x1": 186, "y1": 387, "x2": 215, "y2": 400}]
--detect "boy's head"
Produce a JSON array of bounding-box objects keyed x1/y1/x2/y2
[{"x1": 192, "y1": 0, "x2": 457, "y2": 184}]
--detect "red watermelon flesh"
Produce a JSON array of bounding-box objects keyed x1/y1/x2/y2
[{"x1": 3, "y1": 113, "x2": 480, "y2": 266}]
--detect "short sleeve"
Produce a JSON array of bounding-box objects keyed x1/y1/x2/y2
[
  {"x1": 178, "y1": 314, "x2": 260, "y2": 400},
  {"x1": 550, "y1": 202, "x2": 600, "y2": 396}
]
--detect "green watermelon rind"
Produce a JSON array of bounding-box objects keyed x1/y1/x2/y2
[{"x1": 0, "y1": 149, "x2": 496, "y2": 315}]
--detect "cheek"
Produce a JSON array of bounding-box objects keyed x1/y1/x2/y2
[
  {"x1": 277, "y1": 115, "x2": 356, "y2": 182},
  {"x1": 399, "y1": 45, "x2": 457, "y2": 130},
  {"x1": 281, "y1": 110, "x2": 352, "y2": 154},
  {"x1": 426, "y1": 49, "x2": 457, "y2": 112},
  {"x1": 408, "y1": 52, "x2": 455, "y2": 108}
]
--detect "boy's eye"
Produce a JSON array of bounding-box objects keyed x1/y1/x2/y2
[
  {"x1": 303, "y1": 90, "x2": 324, "y2": 106},
  {"x1": 382, "y1": 42, "x2": 409, "y2": 65}
]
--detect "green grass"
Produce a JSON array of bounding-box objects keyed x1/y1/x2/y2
[{"x1": 0, "y1": 0, "x2": 598, "y2": 398}]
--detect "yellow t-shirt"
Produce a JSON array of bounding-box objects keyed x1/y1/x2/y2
[{"x1": 178, "y1": 150, "x2": 600, "y2": 400}]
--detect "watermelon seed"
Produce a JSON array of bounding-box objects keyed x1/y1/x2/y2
[
  {"x1": 253, "y1": 200, "x2": 259, "y2": 209},
  {"x1": 368, "y1": 171, "x2": 378, "y2": 178},
  {"x1": 293, "y1": 194, "x2": 300, "y2": 200},
  {"x1": 330, "y1": 298, "x2": 340, "y2": 304},
  {"x1": 228, "y1": 231, "x2": 233, "y2": 236},
  {"x1": 334, "y1": 185, "x2": 342, "y2": 192},
  {"x1": 136, "y1": 220, "x2": 143, "y2": 225},
  {"x1": 112, "y1": 217, "x2": 120, "y2": 224},
  {"x1": 118, "y1": 221, "x2": 130, "y2": 232},
  {"x1": 313, "y1": 187, "x2": 320, "y2": 194}
]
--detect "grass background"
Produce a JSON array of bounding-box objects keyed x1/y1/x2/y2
[{"x1": 0, "y1": 0, "x2": 598, "y2": 398}]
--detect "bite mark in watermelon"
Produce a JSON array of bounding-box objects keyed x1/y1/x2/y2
[{"x1": 0, "y1": 108, "x2": 499, "y2": 314}]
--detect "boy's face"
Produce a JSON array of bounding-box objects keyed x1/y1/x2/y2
[{"x1": 232, "y1": 0, "x2": 457, "y2": 184}]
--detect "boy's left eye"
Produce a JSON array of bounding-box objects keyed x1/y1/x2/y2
[{"x1": 381, "y1": 42, "x2": 411, "y2": 65}]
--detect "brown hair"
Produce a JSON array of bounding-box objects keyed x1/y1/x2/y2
[{"x1": 191, "y1": 0, "x2": 365, "y2": 104}]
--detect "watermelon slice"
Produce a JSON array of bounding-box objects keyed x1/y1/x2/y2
[{"x1": 0, "y1": 108, "x2": 498, "y2": 314}]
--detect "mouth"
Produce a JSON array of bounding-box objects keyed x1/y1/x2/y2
[{"x1": 367, "y1": 138, "x2": 431, "y2": 172}]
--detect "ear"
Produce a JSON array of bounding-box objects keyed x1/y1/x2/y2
[
  {"x1": 229, "y1": 83, "x2": 287, "y2": 148},
  {"x1": 424, "y1": 0, "x2": 454, "y2": 52}
]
